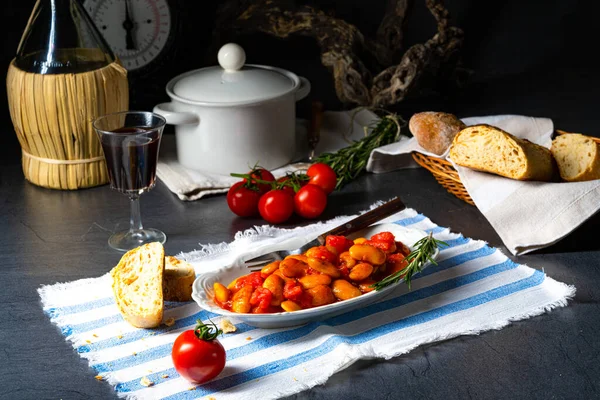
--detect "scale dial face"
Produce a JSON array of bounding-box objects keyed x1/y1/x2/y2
[{"x1": 84, "y1": 0, "x2": 172, "y2": 71}]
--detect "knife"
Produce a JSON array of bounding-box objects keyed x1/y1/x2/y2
[{"x1": 245, "y1": 197, "x2": 407, "y2": 269}]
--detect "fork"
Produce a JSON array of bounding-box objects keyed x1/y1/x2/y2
[
  {"x1": 245, "y1": 197, "x2": 407, "y2": 271},
  {"x1": 307, "y1": 101, "x2": 324, "y2": 161}
]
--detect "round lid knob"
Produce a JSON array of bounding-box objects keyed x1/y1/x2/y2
[
  {"x1": 217, "y1": 43, "x2": 246, "y2": 72},
  {"x1": 170, "y1": 42, "x2": 297, "y2": 104}
]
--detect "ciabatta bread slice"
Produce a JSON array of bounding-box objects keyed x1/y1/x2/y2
[
  {"x1": 551, "y1": 133, "x2": 600, "y2": 182},
  {"x1": 163, "y1": 256, "x2": 195, "y2": 302},
  {"x1": 111, "y1": 242, "x2": 165, "y2": 328},
  {"x1": 449, "y1": 124, "x2": 557, "y2": 181}
]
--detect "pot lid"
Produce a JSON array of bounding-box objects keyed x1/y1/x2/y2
[{"x1": 171, "y1": 43, "x2": 296, "y2": 104}]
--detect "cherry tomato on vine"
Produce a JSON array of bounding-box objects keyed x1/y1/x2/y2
[
  {"x1": 294, "y1": 184, "x2": 328, "y2": 219},
  {"x1": 306, "y1": 163, "x2": 337, "y2": 194},
  {"x1": 172, "y1": 320, "x2": 226, "y2": 384},
  {"x1": 227, "y1": 181, "x2": 261, "y2": 217},
  {"x1": 276, "y1": 176, "x2": 297, "y2": 196},
  {"x1": 243, "y1": 168, "x2": 275, "y2": 193},
  {"x1": 258, "y1": 189, "x2": 294, "y2": 224}
]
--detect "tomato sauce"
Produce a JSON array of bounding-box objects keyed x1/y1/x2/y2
[{"x1": 214, "y1": 232, "x2": 410, "y2": 314}]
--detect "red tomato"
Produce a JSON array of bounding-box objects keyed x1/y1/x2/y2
[
  {"x1": 244, "y1": 168, "x2": 275, "y2": 193},
  {"x1": 172, "y1": 321, "x2": 226, "y2": 384},
  {"x1": 258, "y1": 189, "x2": 294, "y2": 224},
  {"x1": 366, "y1": 231, "x2": 397, "y2": 253},
  {"x1": 283, "y1": 280, "x2": 303, "y2": 301},
  {"x1": 276, "y1": 177, "x2": 296, "y2": 196},
  {"x1": 371, "y1": 232, "x2": 395, "y2": 243},
  {"x1": 364, "y1": 239, "x2": 396, "y2": 253},
  {"x1": 233, "y1": 271, "x2": 264, "y2": 292},
  {"x1": 250, "y1": 287, "x2": 273, "y2": 312},
  {"x1": 306, "y1": 163, "x2": 337, "y2": 194},
  {"x1": 298, "y1": 291, "x2": 313, "y2": 309},
  {"x1": 227, "y1": 182, "x2": 261, "y2": 217},
  {"x1": 294, "y1": 184, "x2": 327, "y2": 219},
  {"x1": 325, "y1": 235, "x2": 354, "y2": 254}
]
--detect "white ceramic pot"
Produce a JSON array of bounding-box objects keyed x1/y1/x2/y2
[{"x1": 153, "y1": 43, "x2": 310, "y2": 175}]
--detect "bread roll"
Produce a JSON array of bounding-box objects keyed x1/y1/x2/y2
[
  {"x1": 449, "y1": 124, "x2": 557, "y2": 181},
  {"x1": 111, "y1": 242, "x2": 165, "y2": 328},
  {"x1": 163, "y1": 256, "x2": 195, "y2": 302},
  {"x1": 409, "y1": 112, "x2": 466, "y2": 155},
  {"x1": 551, "y1": 133, "x2": 600, "y2": 182}
]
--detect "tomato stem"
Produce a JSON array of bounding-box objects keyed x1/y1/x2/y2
[
  {"x1": 229, "y1": 172, "x2": 252, "y2": 179},
  {"x1": 230, "y1": 173, "x2": 274, "y2": 186},
  {"x1": 194, "y1": 319, "x2": 222, "y2": 341},
  {"x1": 230, "y1": 171, "x2": 310, "y2": 193}
]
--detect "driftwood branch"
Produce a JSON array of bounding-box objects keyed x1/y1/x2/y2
[
  {"x1": 214, "y1": 0, "x2": 464, "y2": 108},
  {"x1": 371, "y1": 0, "x2": 464, "y2": 106},
  {"x1": 375, "y1": 0, "x2": 414, "y2": 61}
]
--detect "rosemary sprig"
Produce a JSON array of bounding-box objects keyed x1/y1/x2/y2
[
  {"x1": 372, "y1": 233, "x2": 448, "y2": 291},
  {"x1": 314, "y1": 114, "x2": 405, "y2": 189}
]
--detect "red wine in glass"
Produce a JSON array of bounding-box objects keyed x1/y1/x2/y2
[
  {"x1": 93, "y1": 111, "x2": 167, "y2": 252},
  {"x1": 101, "y1": 127, "x2": 160, "y2": 194}
]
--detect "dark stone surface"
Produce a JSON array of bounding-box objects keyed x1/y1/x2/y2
[
  {"x1": 0, "y1": 161, "x2": 598, "y2": 400},
  {"x1": 1, "y1": 1, "x2": 599, "y2": 399}
]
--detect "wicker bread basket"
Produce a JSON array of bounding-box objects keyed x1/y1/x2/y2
[
  {"x1": 412, "y1": 130, "x2": 600, "y2": 206},
  {"x1": 412, "y1": 152, "x2": 475, "y2": 205}
]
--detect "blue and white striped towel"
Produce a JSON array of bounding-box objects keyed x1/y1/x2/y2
[{"x1": 38, "y1": 207, "x2": 575, "y2": 400}]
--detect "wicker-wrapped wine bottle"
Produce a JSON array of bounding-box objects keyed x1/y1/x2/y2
[{"x1": 6, "y1": 0, "x2": 129, "y2": 190}]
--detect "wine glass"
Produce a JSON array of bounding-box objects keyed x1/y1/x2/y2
[{"x1": 93, "y1": 111, "x2": 166, "y2": 251}]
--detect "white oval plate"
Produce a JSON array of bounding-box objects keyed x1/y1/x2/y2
[{"x1": 192, "y1": 223, "x2": 438, "y2": 329}]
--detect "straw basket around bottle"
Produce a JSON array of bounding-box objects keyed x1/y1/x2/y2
[
  {"x1": 7, "y1": 0, "x2": 129, "y2": 190},
  {"x1": 6, "y1": 61, "x2": 129, "y2": 190},
  {"x1": 412, "y1": 130, "x2": 600, "y2": 206}
]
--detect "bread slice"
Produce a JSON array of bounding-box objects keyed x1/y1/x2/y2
[
  {"x1": 409, "y1": 112, "x2": 467, "y2": 155},
  {"x1": 449, "y1": 124, "x2": 557, "y2": 181},
  {"x1": 163, "y1": 256, "x2": 196, "y2": 302},
  {"x1": 551, "y1": 133, "x2": 600, "y2": 182},
  {"x1": 111, "y1": 242, "x2": 165, "y2": 328}
]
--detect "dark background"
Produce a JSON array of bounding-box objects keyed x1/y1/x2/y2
[
  {"x1": 1, "y1": 3, "x2": 599, "y2": 399},
  {"x1": 1, "y1": 0, "x2": 599, "y2": 167}
]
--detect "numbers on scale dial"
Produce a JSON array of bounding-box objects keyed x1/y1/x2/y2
[{"x1": 84, "y1": 0, "x2": 172, "y2": 71}]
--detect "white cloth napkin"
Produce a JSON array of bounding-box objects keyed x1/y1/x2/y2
[
  {"x1": 38, "y1": 206, "x2": 574, "y2": 400},
  {"x1": 367, "y1": 115, "x2": 600, "y2": 255},
  {"x1": 156, "y1": 109, "x2": 379, "y2": 201}
]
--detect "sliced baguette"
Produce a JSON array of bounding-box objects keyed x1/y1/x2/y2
[
  {"x1": 111, "y1": 242, "x2": 165, "y2": 328},
  {"x1": 163, "y1": 256, "x2": 195, "y2": 302},
  {"x1": 449, "y1": 124, "x2": 557, "y2": 181},
  {"x1": 551, "y1": 133, "x2": 600, "y2": 182}
]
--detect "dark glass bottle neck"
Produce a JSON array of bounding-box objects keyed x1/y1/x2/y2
[{"x1": 15, "y1": 0, "x2": 116, "y2": 74}]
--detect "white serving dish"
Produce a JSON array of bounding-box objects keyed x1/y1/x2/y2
[
  {"x1": 153, "y1": 43, "x2": 310, "y2": 175},
  {"x1": 191, "y1": 223, "x2": 439, "y2": 329}
]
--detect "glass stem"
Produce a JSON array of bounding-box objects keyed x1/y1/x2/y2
[{"x1": 129, "y1": 195, "x2": 143, "y2": 232}]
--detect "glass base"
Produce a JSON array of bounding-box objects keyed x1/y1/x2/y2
[{"x1": 108, "y1": 228, "x2": 167, "y2": 252}]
